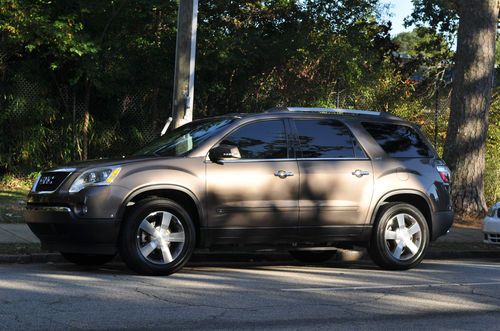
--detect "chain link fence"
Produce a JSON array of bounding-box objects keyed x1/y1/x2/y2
[{"x1": 0, "y1": 71, "x2": 172, "y2": 175}]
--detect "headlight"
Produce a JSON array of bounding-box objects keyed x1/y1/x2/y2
[{"x1": 69, "y1": 167, "x2": 121, "y2": 193}]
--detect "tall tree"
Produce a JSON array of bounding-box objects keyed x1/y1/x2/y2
[
  {"x1": 409, "y1": 0, "x2": 499, "y2": 218},
  {"x1": 444, "y1": 0, "x2": 499, "y2": 217}
]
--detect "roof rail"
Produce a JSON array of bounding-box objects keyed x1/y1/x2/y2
[{"x1": 269, "y1": 107, "x2": 400, "y2": 119}]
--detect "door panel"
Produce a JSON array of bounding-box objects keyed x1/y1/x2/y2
[
  {"x1": 206, "y1": 160, "x2": 299, "y2": 243},
  {"x1": 298, "y1": 159, "x2": 373, "y2": 228},
  {"x1": 292, "y1": 118, "x2": 374, "y2": 240},
  {"x1": 205, "y1": 119, "x2": 299, "y2": 244}
]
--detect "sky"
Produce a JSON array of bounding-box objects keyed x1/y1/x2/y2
[{"x1": 380, "y1": 0, "x2": 414, "y2": 36}]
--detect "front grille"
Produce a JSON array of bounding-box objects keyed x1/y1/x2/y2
[
  {"x1": 35, "y1": 172, "x2": 71, "y2": 192},
  {"x1": 486, "y1": 233, "x2": 500, "y2": 243}
]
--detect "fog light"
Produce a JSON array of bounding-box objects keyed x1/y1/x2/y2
[{"x1": 74, "y1": 204, "x2": 88, "y2": 216}]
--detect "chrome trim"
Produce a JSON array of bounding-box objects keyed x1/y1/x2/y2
[
  {"x1": 210, "y1": 157, "x2": 370, "y2": 164},
  {"x1": 352, "y1": 169, "x2": 370, "y2": 177},
  {"x1": 298, "y1": 157, "x2": 370, "y2": 161},
  {"x1": 26, "y1": 206, "x2": 71, "y2": 213},
  {"x1": 274, "y1": 170, "x2": 294, "y2": 178},
  {"x1": 33, "y1": 170, "x2": 74, "y2": 194},
  {"x1": 217, "y1": 158, "x2": 296, "y2": 164},
  {"x1": 49, "y1": 168, "x2": 77, "y2": 172}
]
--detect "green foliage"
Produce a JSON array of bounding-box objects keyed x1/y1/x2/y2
[
  {"x1": 405, "y1": 0, "x2": 459, "y2": 37},
  {"x1": 0, "y1": 0, "x2": 498, "y2": 206},
  {"x1": 485, "y1": 89, "x2": 500, "y2": 205},
  {"x1": 393, "y1": 27, "x2": 452, "y2": 62}
]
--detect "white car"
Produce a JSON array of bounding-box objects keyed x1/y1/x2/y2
[{"x1": 483, "y1": 202, "x2": 500, "y2": 245}]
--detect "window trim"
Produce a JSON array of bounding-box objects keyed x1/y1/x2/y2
[
  {"x1": 290, "y1": 118, "x2": 370, "y2": 161},
  {"x1": 208, "y1": 118, "x2": 293, "y2": 162}
]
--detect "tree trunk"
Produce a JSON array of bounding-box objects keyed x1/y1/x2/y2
[
  {"x1": 82, "y1": 80, "x2": 91, "y2": 160},
  {"x1": 443, "y1": 0, "x2": 499, "y2": 218}
]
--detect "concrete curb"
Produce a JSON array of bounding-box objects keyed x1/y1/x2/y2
[{"x1": 1, "y1": 248, "x2": 499, "y2": 265}]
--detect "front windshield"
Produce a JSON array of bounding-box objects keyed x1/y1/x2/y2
[{"x1": 135, "y1": 117, "x2": 236, "y2": 156}]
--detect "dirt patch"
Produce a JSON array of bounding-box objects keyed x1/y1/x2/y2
[{"x1": 453, "y1": 215, "x2": 483, "y2": 229}]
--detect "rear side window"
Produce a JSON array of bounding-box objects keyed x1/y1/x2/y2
[
  {"x1": 294, "y1": 119, "x2": 365, "y2": 159},
  {"x1": 362, "y1": 122, "x2": 433, "y2": 158},
  {"x1": 221, "y1": 120, "x2": 288, "y2": 159}
]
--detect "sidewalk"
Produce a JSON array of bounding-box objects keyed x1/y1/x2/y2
[
  {"x1": 434, "y1": 226, "x2": 484, "y2": 243},
  {"x1": 0, "y1": 223, "x2": 39, "y2": 244},
  {"x1": 0, "y1": 223, "x2": 486, "y2": 245}
]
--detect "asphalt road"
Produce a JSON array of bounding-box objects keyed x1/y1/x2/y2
[{"x1": 1, "y1": 259, "x2": 500, "y2": 330}]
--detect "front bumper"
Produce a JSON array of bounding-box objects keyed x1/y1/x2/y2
[
  {"x1": 25, "y1": 205, "x2": 120, "y2": 254},
  {"x1": 483, "y1": 217, "x2": 500, "y2": 245}
]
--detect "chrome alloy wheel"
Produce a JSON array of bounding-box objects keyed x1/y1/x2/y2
[
  {"x1": 136, "y1": 211, "x2": 186, "y2": 264},
  {"x1": 384, "y1": 213, "x2": 422, "y2": 261}
]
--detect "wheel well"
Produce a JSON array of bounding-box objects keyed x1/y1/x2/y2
[
  {"x1": 123, "y1": 189, "x2": 202, "y2": 247},
  {"x1": 375, "y1": 194, "x2": 432, "y2": 234}
]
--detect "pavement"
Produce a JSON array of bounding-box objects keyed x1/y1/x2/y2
[{"x1": 0, "y1": 258, "x2": 499, "y2": 330}]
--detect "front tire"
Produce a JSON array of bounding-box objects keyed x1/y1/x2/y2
[
  {"x1": 289, "y1": 250, "x2": 336, "y2": 263},
  {"x1": 119, "y1": 198, "x2": 195, "y2": 276},
  {"x1": 369, "y1": 203, "x2": 429, "y2": 270},
  {"x1": 61, "y1": 252, "x2": 115, "y2": 266}
]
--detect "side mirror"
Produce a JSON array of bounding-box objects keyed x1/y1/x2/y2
[{"x1": 209, "y1": 144, "x2": 241, "y2": 164}]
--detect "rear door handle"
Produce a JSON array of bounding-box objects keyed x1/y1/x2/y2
[
  {"x1": 274, "y1": 170, "x2": 294, "y2": 179},
  {"x1": 352, "y1": 169, "x2": 370, "y2": 178}
]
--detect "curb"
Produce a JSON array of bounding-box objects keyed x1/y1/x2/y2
[
  {"x1": 1, "y1": 248, "x2": 499, "y2": 265},
  {"x1": 0, "y1": 253, "x2": 62, "y2": 264}
]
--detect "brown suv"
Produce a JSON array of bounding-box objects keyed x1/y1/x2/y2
[{"x1": 25, "y1": 107, "x2": 454, "y2": 275}]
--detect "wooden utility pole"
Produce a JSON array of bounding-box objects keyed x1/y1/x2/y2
[{"x1": 171, "y1": 0, "x2": 198, "y2": 129}]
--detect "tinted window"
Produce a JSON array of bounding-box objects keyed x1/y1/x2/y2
[
  {"x1": 221, "y1": 120, "x2": 288, "y2": 159},
  {"x1": 295, "y1": 119, "x2": 358, "y2": 158},
  {"x1": 362, "y1": 122, "x2": 433, "y2": 158}
]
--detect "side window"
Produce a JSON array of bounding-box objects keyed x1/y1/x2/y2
[
  {"x1": 294, "y1": 119, "x2": 360, "y2": 159},
  {"x1": 362, "y1": 122, "x2": 433, "y2": 158},
  {"x1": 221, "y1": 120, "x2": 288, "y2": 159}
]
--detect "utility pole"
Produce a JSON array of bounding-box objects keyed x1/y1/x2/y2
[{"x1": 170, "y1": 0, "x2": 198, "y2": 130}]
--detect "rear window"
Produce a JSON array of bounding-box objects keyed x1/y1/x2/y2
[{"x1": 362, "y1": 122, "x2": 434, "y2": 158}]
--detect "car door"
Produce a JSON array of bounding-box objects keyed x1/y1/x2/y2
[
  {"x1": 291, "y1": 118, "x2": 374, "y2": 241},
  {"x1": 205, "y1": 119, "x2": 299, "y2": 244}
]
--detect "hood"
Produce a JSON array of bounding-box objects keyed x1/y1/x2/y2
[{"x1": 46, "y1": 155, "x2": 170, "y2": 172}]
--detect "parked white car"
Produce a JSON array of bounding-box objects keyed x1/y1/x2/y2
[{"x1": 483, "y1": 202, "x2": 500, "y2": 245}]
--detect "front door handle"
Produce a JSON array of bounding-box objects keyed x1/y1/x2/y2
[
  {"x1": 352, "y1": 169, "x2": 370, "y2": 178},
  {"x1": 274, "y1": 170, "x2": 294, "y2": 179}
]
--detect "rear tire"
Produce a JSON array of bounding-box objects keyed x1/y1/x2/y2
[
  {"x1": 369, "y1": 202, "x2": 429, "y2": 270},
  {"x1": 119, "y1": 198, "x2": 195, "y2": 276},
  {"x1": 289, "y1": 250, "x2": 336, "y2": 263},
  {"x1": 61, "y1": 252, "x2": 115, "y2": 266}
]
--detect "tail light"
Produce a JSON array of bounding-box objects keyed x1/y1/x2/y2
[{"x1": 436, "y1": 165, "x2": 451, "y2": 183}]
